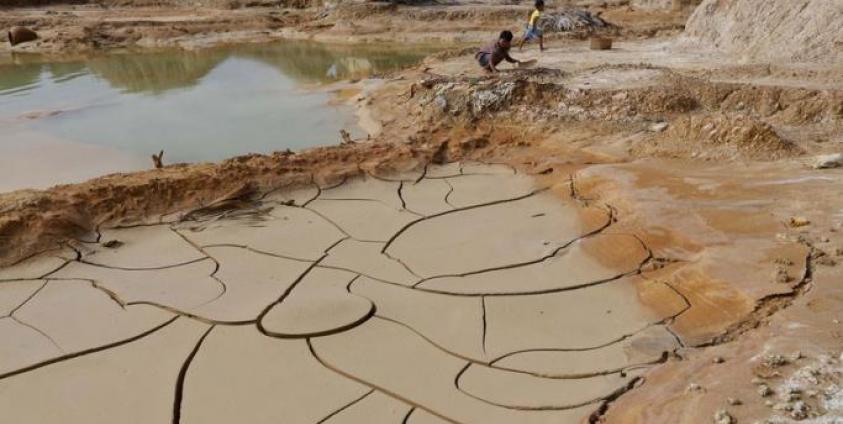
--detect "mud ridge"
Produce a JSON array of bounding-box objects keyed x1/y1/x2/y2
[{"x1": 695, "y1": 243, "x2": 815, "y2": 348}]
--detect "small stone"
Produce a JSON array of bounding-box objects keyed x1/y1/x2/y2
[
  {"x1": 789, "y1": 217, "x2": 811, "y2": 227},
  {"x1": 782, "y1": 392, "x2": 800, "y2": 402},
  {"x1": 713, "y1": 356, "x2": 725, "y2": 364},
  {"x1": 650, "y1": 122, "x2": 669, "y2": 133},
  {"x1": 758, "y1": 384, "x2": 774, "y2": 397},
  {"x1": 713, "y1": 409, "x2": 734, "y2": 424},
  {"x1": 687, "y1": 383, "x2": 704, "y2": 393},
  {"x1": 813, "y1": 153, "x2": 843, "y2": 169},
  {"x1": 727, "y1": 397, "x2": 743, "y2": 406},
  {"x1": 762, "y1": 354, "x2": 789, "y2": 368},
  {"x1": 806, "y1": 390, "x2": 818, "y2": 398},
  {"x1": 772, "y1": 402, "x2": 792, "y2": 411},
  {"x1": 752, "y1": 377, "x2": 766, "y2": 385},
  {"x1": 791, "y1": 351, "x2": 804, "y2": 361},
  {"x1": 791, "y1": 401, "x2": 810, "y2": 419},
  {"x1": 102, "y1": 239, "x2": 123, "y2": 248},
  {"x1": 785, "y1": 387, "x2": 802, "y2": 395},
  {"x1": 433, "y1": 95, "x2": 448, "y2": 112},
  {"x1": 765, "y1": 400, "x2": 775, "y2": 407}
]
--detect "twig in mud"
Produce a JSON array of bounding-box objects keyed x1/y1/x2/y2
[
  {"x1": 180, "y1": 183, "x2": 259, "y2": 222},
  {"x1": 340, "y1": 130, "x2": 355, "y2": 145},
  {"x1": 151, "y1": 150, "x2": 164, "y2": 169}
]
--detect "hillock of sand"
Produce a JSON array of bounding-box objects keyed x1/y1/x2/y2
[{"x1": 683, "y1": 0, "x2": 843, "y2": 64}]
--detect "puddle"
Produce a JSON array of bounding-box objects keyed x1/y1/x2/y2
[{"x1": 0, "y1": 41, "x2": 440, "y2": 192}]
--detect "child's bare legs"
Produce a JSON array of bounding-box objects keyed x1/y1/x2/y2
[{"x1": 539, "y1": 36, "x2": 544, "y2": 51}]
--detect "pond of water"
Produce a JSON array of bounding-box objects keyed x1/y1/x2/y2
[{"x1": 0, "y1": 41, "x2": 440, "y2": 192}]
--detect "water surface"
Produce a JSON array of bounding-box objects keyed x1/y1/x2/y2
[{"x1": 0, "y1": 41, "x2": 439, "y2": 192}]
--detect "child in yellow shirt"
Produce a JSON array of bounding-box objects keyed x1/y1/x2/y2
[{"x1": 519, "y1": 0, "x2": 545, "y2": 51}]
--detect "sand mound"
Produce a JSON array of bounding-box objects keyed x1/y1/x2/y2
[
  {"x1": 682, "y1": 0, "x2": 843, "y2": 64},
  {"x1": 637, "y1": 113, "x2": 802, "y2": 160}
]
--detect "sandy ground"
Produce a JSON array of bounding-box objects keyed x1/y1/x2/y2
[{"x1": 1, "y1": 1, "x2": 843, "y2": 423}]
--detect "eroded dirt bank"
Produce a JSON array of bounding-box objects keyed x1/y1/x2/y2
[{"x1": 2, "y1": 0, "x2": 843, "y2": 422}]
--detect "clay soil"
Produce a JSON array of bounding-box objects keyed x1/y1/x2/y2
[{"x1": 2, "y1": 1, "x2": 843, "y2": 423}]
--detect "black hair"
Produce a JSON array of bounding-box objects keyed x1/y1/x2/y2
[
  {"x1": 499, "y1": 30, "x2": 514, "y2": 41},
  {"x1": 535, "y1": 0, "x2": 544, "y2": 7}
]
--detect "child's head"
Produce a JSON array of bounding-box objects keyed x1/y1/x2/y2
[
  {"x1": 535, "y1": 0, "x2": 545, "y2": 10},
  {"x1": 499, "y1": 30, "x2": 514, "y2": 48}
]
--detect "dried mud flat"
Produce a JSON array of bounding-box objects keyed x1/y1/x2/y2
[
  {"x1": 3, "y1": 0, "x2": 843, "y2": 422},
  {"x1": 0, "y1": 163, "x2": 689, "y2": 423}
]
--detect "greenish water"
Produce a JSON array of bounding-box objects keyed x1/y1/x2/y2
[{"x1": 0, "y1": 41, "x2": 439, "y2": 192}]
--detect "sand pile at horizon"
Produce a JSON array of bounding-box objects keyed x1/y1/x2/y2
[{"x1": 682, "y1": 0, "x2": 843, "y2": 64}]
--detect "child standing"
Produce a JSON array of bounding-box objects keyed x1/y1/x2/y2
[{"x1": 519, "y1": 0, "x2": 545, "y2": 51}]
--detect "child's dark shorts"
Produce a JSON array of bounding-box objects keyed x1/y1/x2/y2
[{"x1": 476, "y1": 53, "x2": 491, "y2": 68}]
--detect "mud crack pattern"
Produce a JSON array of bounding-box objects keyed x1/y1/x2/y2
[{"x1": 0, "y1": 162, "x2": 688, "y2": 423}]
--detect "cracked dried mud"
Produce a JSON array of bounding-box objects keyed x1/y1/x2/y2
[{"x1": 0, "y1": 163, "x2": 684, "y2": 423}]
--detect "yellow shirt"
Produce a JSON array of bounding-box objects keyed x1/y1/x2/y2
[{"x1": 529, "y1": 9, "x2": 541, "y2": 27}]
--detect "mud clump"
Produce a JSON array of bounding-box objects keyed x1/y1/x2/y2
[{"x1": 8, "y1": 26, "x2": 38, "y2": 46}]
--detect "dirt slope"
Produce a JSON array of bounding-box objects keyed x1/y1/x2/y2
[{"x1": 682, "y1": 0, "x2": 843, "y2": 64}]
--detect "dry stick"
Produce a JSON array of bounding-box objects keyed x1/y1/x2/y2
[{"x1": 152, "y1": 150, "x2": 164, "y2": 169}]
